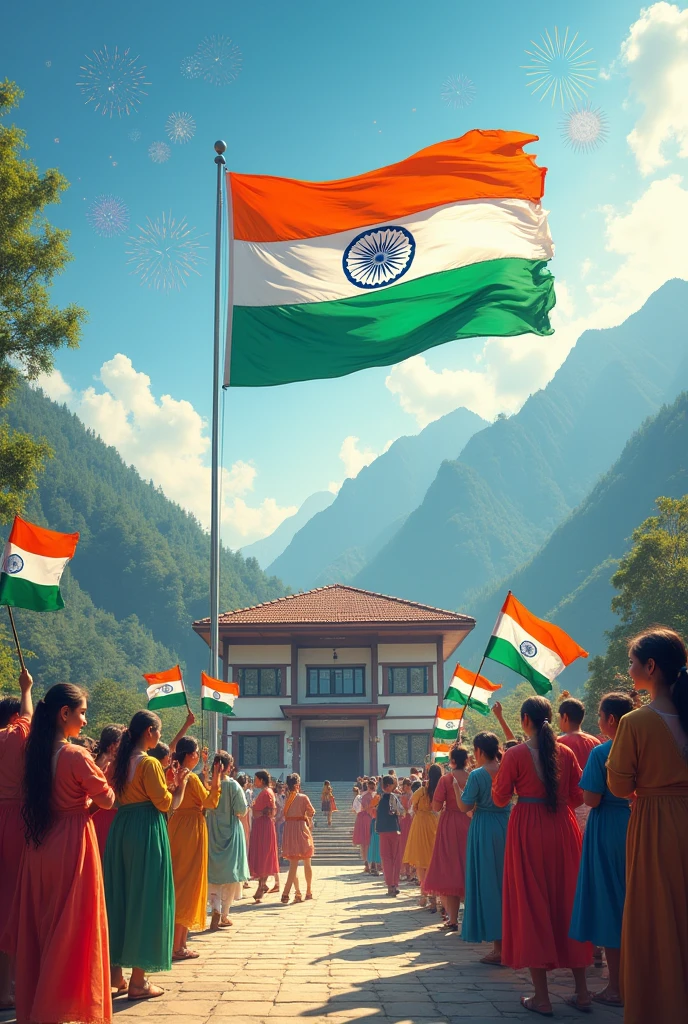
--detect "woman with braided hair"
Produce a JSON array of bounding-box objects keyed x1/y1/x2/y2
[
  {"x1": 607, "y1": 627, "x2": 688, "y2": 1023},
  {"x1": 493, "y1": 696, "x2": 591, "y2": 1016}
]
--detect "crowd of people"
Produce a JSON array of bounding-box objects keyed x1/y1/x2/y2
[
  {"x1": 0, "y1": 625, "x2": 686, "y2": 1023},
  {"x1": 350, "y1": 626, "x2": 688, "y2": 1022},
  {"x1": 0, "y1": 686, "x2": 315, "y2": 1023}
]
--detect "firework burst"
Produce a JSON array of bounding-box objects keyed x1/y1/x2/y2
[
  {"x1": 192, "y1": 35, "x2": 242, "y2": 85},
  {"x1": 166, "y1": 111, "x2": 196, "y2": 144},
  {"x1": 560, "y1": 103, "x2": 608, "y2": 152},
  {"x1": 522, "y1": 27, "x2": 596, "y2": 107},
  {"x1": 441, "y1": 74, "x2": 476, "y2": 109},
  {"x1": 87, "y1": 195, "x2": 129, "y2": 236},
  {"x1": 128, "y1": 128, "x2": 141, "y2": 142},
  {"x1": 126, "y1": 212, "x2": 207, "y2": 291},
  {"x1": 180, "y1": 54, "x2": 202, "y2": 79},
  {"x1": 76, "y1": 45, "x2": 150, "y2": 117},
  {"x1": 148, "y1": 141, "x2": 171, "y2": 164}
]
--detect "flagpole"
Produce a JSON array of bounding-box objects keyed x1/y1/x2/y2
[
  {"x1": 460, "y1": 592, "x2": 509, "y2": 726},
  {"x1": 6, "y1": 607, "x2": 26, "y2": 673},
  {"x1": 210, "y1": 140, "x2": 227, "y2": 755}
]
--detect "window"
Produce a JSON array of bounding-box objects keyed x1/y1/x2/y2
[
  {"x1": 387, "y1": 666, "x2": 429, "y2": 695},
  {"x1": 238, "y1": 734, "x2": 280, "y2": 767},
  {"x1": 236, "y1": 667, "x2": 282, "y2": 697},
  {"x1": 388, "y1": 732, "x2": 430, "y2": 766},
  {"x1": 307, "y1": 666, "x2": 365, "y2": 697}
]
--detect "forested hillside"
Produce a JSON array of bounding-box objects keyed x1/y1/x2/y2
[
  {"x1": 1, "y1": 384, "x2": 288, "y2": 697},
  {"x1": 355, "y1": 279, "x2": 688, "y2": 609},
  {"x1": 458, "y1": 393, "x2": 688, "y2": 692}
]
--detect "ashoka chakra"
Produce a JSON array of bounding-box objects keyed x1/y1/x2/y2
[{"x1": 343, "y1": 225, "x2": 415, "y2": 289}]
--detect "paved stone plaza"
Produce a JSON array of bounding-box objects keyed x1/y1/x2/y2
[{"x1": 0, "y1": 864, "x2": 625, "y2": 1023}]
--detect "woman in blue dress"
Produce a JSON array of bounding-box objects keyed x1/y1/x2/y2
[
  {"x1": 456, "y1": 732, "x2": 510, "y2": 964},
  {"x1": 207, "y1": 751, "x2": 250, "y2": 929},
  {"x1": 569, "y1": 691, "x2": 635, "y2": 1008}
]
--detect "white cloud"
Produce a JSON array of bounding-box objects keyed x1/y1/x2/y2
[
  {"x1": 618, "y1": 2, "x2": 688, "y2": 175},
  {"x1": 36, "y1": 355, "x2": 296, "y2": 546},
  {"x1": 339, "y1": 435, "x2": 379, "y2": 478}
]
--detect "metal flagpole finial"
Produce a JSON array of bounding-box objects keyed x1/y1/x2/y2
[{"x1": 214, "y1": 140, "x2": 227, "y2": 163}]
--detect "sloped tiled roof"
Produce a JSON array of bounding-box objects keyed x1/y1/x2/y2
[{"x1": 194, "y1": 584, "x2": 474, "y2": 628}]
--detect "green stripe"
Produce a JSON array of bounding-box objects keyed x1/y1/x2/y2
[
  {"x1": 230, "y1": 258, "x2": 555, "y2": 387},
  {"x1": 148, "y1": 693, "x2": 188, "y2": 710},
  {"x1": 433, "y1": 753, "x2": 449, "y2": 763},
  {"x1": 201, "y1": 697, "x2": 235, "y2": 715},
  {"x1": 0, "y1": 573, "x2": 63, "y2": 611},
  {"x1": 485, "y1": 636, "x2": 552, "y2": 695},
  {"x1": 433, "y1": 727, "x2": 461, "y2": 742},
  {"x1": 444, "y1": 685, "x2": 491, "y2": 716}
]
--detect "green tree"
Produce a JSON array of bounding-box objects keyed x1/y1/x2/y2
[
  {"x1": 585, "y1": 496, "x2": 688, "y2": 710},
  {"x1": 0, "y1": 79, "x2": 86, "y2": 518}
]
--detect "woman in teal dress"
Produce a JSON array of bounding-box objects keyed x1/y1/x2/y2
[
  {"x1": 569, "y1": 692, "x2": 634, "y2": 1007},
  {"x1": 207, "y1": 751, "x2": 250, "y2": 929},
  {"x1": 456, "y1": 732, "x2": 510, "y2": 964}
]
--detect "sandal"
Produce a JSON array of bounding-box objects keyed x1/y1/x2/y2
[
  {"x1": 563, "y1": 994, "x2": 592, "y2": 1014},
  {"x1": 440, "y1": 922, "x2": 458, "y2": 932},
  {"x1": 253, "y1": 884, "x2": 267, "y2": 903},
  {"x1": 269, "y1": 883, "x2": 280, "y2": 893},
  {"x1": 592, "y1": 991, "x2": 623, "y2": 1007},
  {"x1": 305, "y1": 893, "x2": 313, "y2": 900},
  {"x1": 172, "y1": 948, "x2": 199, "y2": 961},
  {"x1": 293, "y1": 893, "x2": 303, "y2": 903},
  {"x1": 219, "y1": 917, "x2": 233, "y2": 928},
  {"x1": 521, "y1": 996, "x2": 553, "y2": 1017},
  {"x1": 281, "y1": 892, "x2": 291, "y2": 904},
  {"x1": 209, "y1": 910, "x2": 221, "y2": 932},
  {"x1": 478, "y1": 953, "x2": 503, "y2": 965},
  {"x1": 128, "y1": 982, "x2": 165, "y2": 1001}
]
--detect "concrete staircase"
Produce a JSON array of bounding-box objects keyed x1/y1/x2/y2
[{"x1": 300, "y1": 782, "x2": 361, "y2": 866}]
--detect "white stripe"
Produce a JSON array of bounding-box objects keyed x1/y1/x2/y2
[
  {"x1": 1, "y1": 542, "x2": 70, "y2": 588},
  {"x1": 452, "y1": 679, "x2": 495, "y2": 705},
  {"x1": 146, "y1": 679, "x2": 184, "y2": 700},
  {"x1": 201, "y1": 684, "x2": 236, "y2": 706},
  {"x1": 234, "y1": 198, "x2": 553, "y2": 306},
  {"x1": 494, "y1": 611, "x2": 565, "y2": 680}
]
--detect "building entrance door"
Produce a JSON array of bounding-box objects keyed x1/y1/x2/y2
[{"x1": 306, "y1": 727, "x2": 363, "y2": 782}]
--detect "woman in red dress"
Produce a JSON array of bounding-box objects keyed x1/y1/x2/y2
[
  {"x1": 493, "y1": 695, "x2": 592, "y2": 1016},
  {"x1": 248, "y1": 770, "x2": 279, "y2": 901},
  {"x1": 0, "y1": 668, "x2": 33, "y2": 1010},
  {"x1": 5, "y1": 683, "x2": 115, "y2": 1024},
  {"x1": 423, "y1": 747, "x2": 471, "y2": 931}
]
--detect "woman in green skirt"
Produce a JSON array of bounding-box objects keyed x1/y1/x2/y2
[{"x1": 104, "y1": 710, "x2": 190, "y2": 1001}]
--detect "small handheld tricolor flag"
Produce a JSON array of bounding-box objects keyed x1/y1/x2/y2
[
  {"x1": 201, "y1": 673, "x2": 239, "y2": 715},
  {"x1": 445, "y1": 663, "x2": 501, "y2": 716},
  {"x1": 431, "y1": 740, "x2": 452, "y2": 763},
  {"x1": 0, "y1": 516, "x2": 79, "y2": 612},
  {"x1": 433, "y1": 706, "x2": 464, "y2": 745},
  {"x1": 485, "y1": 592, "x2": 588, "y2": 695},
  {"x1": 144, "y1": 666, "x2": 188, "y2": 711}
]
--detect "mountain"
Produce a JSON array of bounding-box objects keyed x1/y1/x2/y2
[
  {"x1": 2, "y1": 384, "x2": 288, "y2": 684},
  {"x1": 240, "y1": 491, "x2": 334, "y2": 568},
  {"x1": 355, "y1": 279, "x2": 688, "y2": 610},
  {"x1": 267, "y1": 406, "x2": 487, "y2": 590},
  {"x1": 454, "y1": 392, "x2": 688, "y2": 692}
]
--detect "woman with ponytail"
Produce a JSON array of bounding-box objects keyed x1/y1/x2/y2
[
  {"x1": 105, "y1": 710, "x2": 190, "y2": 1001},
  {"x1": 493, "y1": 696, "x2": 592, "y2": 1016},
  {"x1": 92, "y1": 723, "x2": 124, "y2": 858},
  {"x1": 0, "y1": 668, "x2": 33, "y2": 1010},
  {"x1": 4, "y1": 683, "x2": 114, "y2": 1024},
  {"x1": 424, "y1": 746, "x2": 471, "y2": 931},
  {"x1": 607, "y1": 627, "x2": 688, "y2": 1023}
]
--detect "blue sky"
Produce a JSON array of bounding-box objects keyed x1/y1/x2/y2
[{"x1": 3, "y1": 0, "x2": 687, "y2": 546}]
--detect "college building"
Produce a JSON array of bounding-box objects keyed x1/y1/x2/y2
[{"x1": 193, "y1": 584, "x2": 475, "y2": 780}]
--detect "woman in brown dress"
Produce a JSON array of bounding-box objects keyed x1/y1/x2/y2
[
  {"x1": 281, "y1": 773, "x2": 315, "y2": 903},
  {"x1": 607, "y1": 627, "x2": 688, "y2": 1023}
]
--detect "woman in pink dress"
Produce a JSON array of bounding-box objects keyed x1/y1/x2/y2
[
  {"x1": 399, "y1": 778, "x2": 414, "y2": 881},
  {"x1": 493, "y1": 695, "x2": 592, "y2": 1016},
  {"x1": 281, "y1": 773, "x2": 315, "y2": 902},
  {"x1": 353, "y1": 779, "x2": 374, "y2": 871},
  {"x1": 93, "y1": 723, "x2": 124, "y2": 858},
  {"x1": 248, "y1": 769, "x2": 279, "y2": 901},
  {"x1": 4, "y1": 683, "x2": 115, "y2": 1024},
  {"x1": 424, "y1": 747, "x2": 471, "y2": 931},
  {"x1": 0, "y1": 668, "x2": 33, "y2": 1010}
]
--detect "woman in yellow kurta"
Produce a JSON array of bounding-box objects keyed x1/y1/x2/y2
[
  {"x1": 168, "y1": 737, "x2": 221, "y2": 960},
  {"x1": 607, "y1": 627, "x2": 688, "y2": 1024},
  {"x1": 403, "y1": 765, "x2": 441, "y2": 905}
]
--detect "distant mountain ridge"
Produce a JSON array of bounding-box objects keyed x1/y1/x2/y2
[
  {"x1": 458, "y1": 391, "x2": 688, "y2": 691},
  {"x1": 241, "y1": 491, "x2": 334, "y2": 568},
  {"x1": 354, "y1": 279, "x2": 688, "y2": 610},
  {"x1": 267, "y1": 405, "x2": 487, "y2": 590}
]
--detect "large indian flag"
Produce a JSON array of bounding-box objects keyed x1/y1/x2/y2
[
  {"x1": 201, "y1": 672, "x2": 239, "y2": 715},
  {"x1": 0, "y1": 516, "x2": 79, "y2": 612},
  {"x1": 144, "y1": 666, "x2": 187, "y2": 711},
  {"x1": 225, "y1": 130, "x2": 555, "y2": 388},
  {"x1": 445, "y1": 663, "x2": 501, "y2": 716},
  {"x1": 485, "y1": 593, "x2": 588, "y2": 695}
]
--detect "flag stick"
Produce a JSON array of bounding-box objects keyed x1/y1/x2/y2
[
  {"x1": 209, "y1": 139, "x2": 227, "y2": 756},
  {"x1": 6, "y1": 607, "x2": 26, "y2": 673},
  {"x1": 460, "y1": 593, "x2": 509, "y2": 725}
]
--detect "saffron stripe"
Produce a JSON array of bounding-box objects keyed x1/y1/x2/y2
[
  {"x1": 229, "y1": 257, "x2": 554, "y2": 388},
  {"x1": 229, "y1": 130, "x2": 547, "y2": 242}
]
